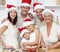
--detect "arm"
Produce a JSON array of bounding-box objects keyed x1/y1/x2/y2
[
  {"x1": 0, "y1": 26, "x2": 8, "y2": 35},
  {"x1": 29, "y1": 29, "x2": 40, "y2": 46},
  {"x1": 50, "y1": 34, "x2": 60, "y2": 48},
  {"x1": 48, "y1": 42, "x2": 60, "y2": 49},
  {"x1": 0, "y1": 26, "x2": 8, "y2": 47},
  {"x1": 48, "y1": 35, "x2": 60, "y2": 49},
  {"x1": 23, "y1": 29, "x2": 40, "y2": 46},
  {"x1": 1, "y1": 18, "x2": 8, "y2": 23},
  {"x1": 0, "y1": 37, "x2": 7, "y2": 47},
  {"x1": 0, "y1": 19, "x2": 8, "y2": 36}
]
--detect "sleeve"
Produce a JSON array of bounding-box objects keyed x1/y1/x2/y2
[{"x1": 0, "y1": 21, "x2": 9, "y2": 28}]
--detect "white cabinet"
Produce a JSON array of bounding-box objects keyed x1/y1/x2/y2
[{"x1": 38, "y1": 0, "x2": 56, "y2": 6}]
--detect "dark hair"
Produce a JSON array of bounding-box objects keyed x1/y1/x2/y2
[{"x1": 7, "y1": 12, "x2": 17, "y2": 25}]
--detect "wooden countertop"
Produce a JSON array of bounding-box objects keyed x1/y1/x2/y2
[
  {"x1": 48, "y1": 48, "x2": 60, "y2": 52},
  {"x1": 39, "y1": 48, "x2": 60, "y2": 52},
  {"x1": 3, "y1": 48, "x2": 60, "y2": 52}
]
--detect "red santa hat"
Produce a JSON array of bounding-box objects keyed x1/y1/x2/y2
[
  {"x1": 19, "y1": 27, "x2": 30, "y2": 38},
  {"x1": 33, "y1": 2, "x2": 45, "y2": 11},
  {"x1": 6, "y1": 4, "x2": 17, "y2": 12},
  {"x1": 21, "y1": 0, "x2": 32, "y2": 7},
  {"x1": 23, "y1": 18, "x2": 34, "y2": 27},
  {"x1": 42, "y1": 9, "x2": 55, "y2": 18}
]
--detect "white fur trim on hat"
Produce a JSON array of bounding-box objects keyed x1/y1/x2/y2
[
  {"x1": 34, "y1": 4, "x2": 45, "y2": 11},
  {"x1": 7, "y1": 7, "x2": 17, "y2": 12},
  {"x1": 42, "y1": 9, "x2": 54, "y2": 17},
  {"x1": 21, "y1": 3, "x2": 30, "y2": 7},
  {"x1": 20, "y1": 29, "x2": 29, "y2": 38},
  {"x1": 23, "y1": 21, "x2": 34, "y2": 27}
]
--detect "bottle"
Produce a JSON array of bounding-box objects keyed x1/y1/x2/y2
[
  {"x1": 56, "y1": 16, "x2": 59, "y2": 25},
  {"x1": 56, "y1": 0, "x2": 60, "y2": 5}
]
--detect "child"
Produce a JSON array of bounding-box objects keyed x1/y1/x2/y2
[
  {"x1": 19, "y1": 27, "x2": 37, "y2": 52},
  {"x1": 19, "y1": 27, "x2": 30, "y2": 49}
]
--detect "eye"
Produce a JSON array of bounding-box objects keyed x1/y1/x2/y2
[
  {"x1": 39, "y1": 11, "x2": 42, "y2": 13},
  {"x1": 36, "y1": 12, "x2": 39, "y2": 13},
  {"x1": 44, "y1": 16, "x2": 47, "y2": 18},
  {"x1": 14, "y1": 11, "x2": 17, "y2": 13},
  {"x1": 22, "y1": 6, "x2": 25, "y2": 8},
  {"x1": 26, "y1": 7, "x2": 29, "y2": 9}
]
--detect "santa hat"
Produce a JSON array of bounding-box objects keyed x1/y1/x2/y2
[
  {"x1": 6, "y1": 4, "x2": 17, "y2": 12},
  {"x1": 33, "y1": 2, "x2": 45, "y2": 11},
  {"x1": 23, "y1": 18, "x2": 34, "y2": 27},
  {"x1": 19, "y1": 27, "x2": 30, "y2": 38},
  {"x1": 21, "y1": 0, "x2": 32, "y2": 7},
  {"x1": 42, "y1": 9, "x2": 55, "y2": 18}
]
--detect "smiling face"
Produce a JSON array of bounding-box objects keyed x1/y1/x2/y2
[
  {"x1": 23, "y1": 32, "x2": 30, "y2": 40},
  {"x1": 43, "y1": 13, "x2": 53, "y2": 23},
  {"x1": 35, "y1": 9, "x2": 43, "y2": 18},
  {"x1": 21, "y1": 6, "x2": 30, "y2": 15},
  {"x1": 9, "y1": 9, "x2": 17, "y2": 20},
  {"x1": 25, "y1": 24, "x2": 35, "y2": 32}
]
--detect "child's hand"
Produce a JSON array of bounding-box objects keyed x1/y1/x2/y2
[{"x1": 22, "y1": 42, "x2": 29, "y2": 47}]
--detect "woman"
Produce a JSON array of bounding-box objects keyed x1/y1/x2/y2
[
  {"x1": 40, "y1": 9, "x2": 60, "y2": 49},
  {"x1": 0, "y1": 4, "x2": 19, "y2": 49},
  {"x1": 33, "y1": 2, "x2": 45, "y2": 29},
  {"x1": 22, "y1": 18, "x2": 40, "y2": 48}
]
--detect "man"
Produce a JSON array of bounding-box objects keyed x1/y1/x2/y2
[{"x1": 17, "y1": 0, "x2": 34, "y2": 28}]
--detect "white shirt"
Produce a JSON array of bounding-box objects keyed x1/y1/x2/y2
[
  {"x1": 21, "y1": 38, "x2": 29, "y2": 48},
  {"x1": 0, "y1": 21, "x2": 18, "y2": 49},
  {"x1": 40, "y1": 22, "x2": 60, "y2": 46}
]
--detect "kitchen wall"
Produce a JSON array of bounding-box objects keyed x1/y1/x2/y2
[{"x1": 0, "y1": 0, "x2": 60, "y2": 24}]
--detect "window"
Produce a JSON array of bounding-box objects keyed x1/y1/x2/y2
[{"x1": 0, "y1": 0, "x2": 5, "y2": 5}]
